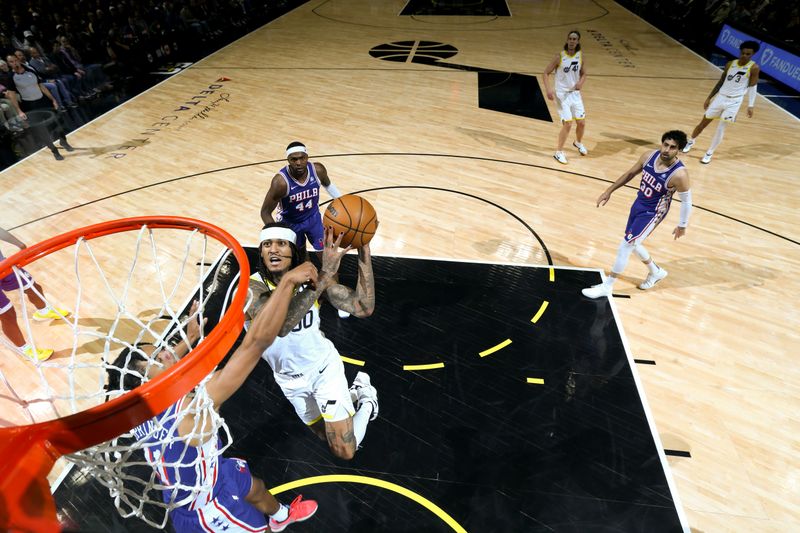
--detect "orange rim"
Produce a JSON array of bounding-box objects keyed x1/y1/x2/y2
[{"x1": 0, "y1": 216, "x2": 250, "y2": 532}]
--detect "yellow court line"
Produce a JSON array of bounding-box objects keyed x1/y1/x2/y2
[
  {"x1": 403, "y1": 362, "x2": 445, "y2": 371},
  {"x1": 340, "y1": 356, "x2": 365, "y2": 366},
  {"x1": 530, "y1": 300, "x2": 549, "y2": 323},
  {"x1": 479, "y1": 338, "x2": 512, "y2": 358},
  {"x1": 549, "y1": 267, "x2": 555, "y2": 282},
  {"x1": 526, "y1": 377, "x2": 545, "y2": 385},
  {"x1": 270, "y1": 474, "x2": 468, "y2": 533}
]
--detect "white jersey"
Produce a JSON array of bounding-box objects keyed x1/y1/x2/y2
[
  {"x1": 719, "y1": 60, "x2": 755, "y2": 99},
  {"x1": 256, "y1": 276, "x2": 337, "y2": 375},
  {"x1": 555, "y1": 50, "x2": 582, "y2": 93}
]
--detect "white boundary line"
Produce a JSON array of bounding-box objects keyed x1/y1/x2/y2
[
  {"x1": 603, "y1": 271, "x2": 691, "y2": 532},
  {"x1": 612, "y1": 0, "x2": 799, "y2": 123}
]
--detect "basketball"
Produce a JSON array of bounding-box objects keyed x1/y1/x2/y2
[{"x1": 323, "y1": 194, "x2": 379, "y2": 248}]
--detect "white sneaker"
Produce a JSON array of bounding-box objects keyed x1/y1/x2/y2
[
  {"x1": 554, "y1": 151, "x2": 568, "y2": 164},
  {"x1": 638, "y1": 267, "x2": 668, "y2": 290},
  {"x1": 700, "y1": 152, "x2": 712, "y2": 164},
  {"x1": 573, "y1": 141, "x2": 588, "y2": 155},
  {"x1": 349, "y1": 371, "x2": 379, "y2": 421},
  {"x1": 581, "y1": 283, "x2": 612, "y2": 299},
  {"x1": 682, "y1": 139, "x2": 695, "y2": 153},
  {"x1": 337, "y1": 309, "x2": 351, "y2": 319}
]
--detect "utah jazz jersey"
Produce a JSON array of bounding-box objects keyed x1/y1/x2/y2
[
  {"x1": 256, "y1": 277, "x2": 337, "y2": 375},
  {"x1": 277, "y1": 162, "x2": 321, "y2": 224},
  {"x1": 719, "y1": 60, "x2": 755, "y2": 98},
  {"x1": 633, "y1": 150, "x2": 684, "y2": 212},
  {"x1": 555, "y1": 50, "x2": 582, "y2": 93},
  {"x1": 132, "y1": 397, "x2": 222, "y2": 510}
]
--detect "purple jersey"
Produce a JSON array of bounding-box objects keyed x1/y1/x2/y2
[
  {"x1": 132, "y1": 397, "x2": 222, "y2": 510},
  {"x1": 632, "y1": 150, "x2": 684, "y2": 213},
  {"x1": 277, "y1": 163, "x2": 321, "y2": 224}
]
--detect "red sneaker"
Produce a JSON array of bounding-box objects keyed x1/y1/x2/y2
[{"x1": 269, "y1": 495, "x2": 318, "y2": 532}]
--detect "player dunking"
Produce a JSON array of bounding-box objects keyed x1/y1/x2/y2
[
  {"x1": 110, "y1": 265, "x2": 320, "y2": 532},
  {"x1": 582, "y1": 131, "x2": 692, "y2": 298},
  {"x1": 682, "y1": 40, "x2": 761, "y2": 164},
  {"x1": 249, "y1": 224, "x2": 378, "y2": 461},
  {"x1": 543, "y1": 30, "x2": 588, "y2": 165}
]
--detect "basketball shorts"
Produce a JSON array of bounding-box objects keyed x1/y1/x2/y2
[
  {"x1": 273, "y1": 347, "x2": 355, "y2": 425},
  {"x1": 556, "y1": 90, "x2": 586, "y2": 122},
  {"x1": 0, "y1": 269, "x2": 34, "y2": 314},
  {"x1": 170, "y1": 457, "x2": 268, "y2": 532},
  {"x1": 282, "y1": 215, "x2": 324, "y2": 252},
  {"x1": 624, "y1": 204, "x2": 668, "y2": 244},
  {"x1": 704, "y1": 94, "x2": 743, "y2": 123}
]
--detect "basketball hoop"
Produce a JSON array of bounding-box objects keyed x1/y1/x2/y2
[{"x1": 0, "y1": 217, "x2": 250, "y2": 532}]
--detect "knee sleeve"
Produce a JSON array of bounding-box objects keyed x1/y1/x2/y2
[
  {"x1": 612, "y1": 239, "x2": 636, "y2": 274},
  {"x1": 633, "y1": 243, "x2": 650, "y2": 262}
]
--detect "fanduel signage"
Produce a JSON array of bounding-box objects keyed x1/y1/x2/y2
[{"x1": 715, "y1": 24, "x2": 800, "y2": 91}]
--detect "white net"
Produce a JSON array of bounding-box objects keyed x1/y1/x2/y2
[{"x1": 0, "y1": 222, "x2": 249, "y2": 528}]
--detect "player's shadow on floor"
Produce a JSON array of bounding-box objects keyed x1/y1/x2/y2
[{"x1": 590, "y1": 133, "x2": 654, "y2": 158}]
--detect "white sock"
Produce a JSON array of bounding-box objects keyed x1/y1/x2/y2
[
  {"x1": 352, "y1": 404, "x2": 373, "y2": 446},
  {"x1": 602, "y1": 276, "x2": 617, "y2": 288},
  {"x1": 270, "y1": 503, "x2": 289, "y2": 522},
  {"x1": 633, "y1": 244, "x2": 658, "y2": 274}
]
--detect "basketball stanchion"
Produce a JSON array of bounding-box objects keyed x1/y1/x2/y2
[{"x1": 0, "y1": 217, "x2": 250, "y2": 532}]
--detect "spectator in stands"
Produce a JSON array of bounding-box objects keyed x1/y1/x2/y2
[
  {"x1": 4, "y1": 54, "x2": 74, "y2": 160},
  {"x1": 15, "y1": 49, "x2": 76, "y2": 110}
]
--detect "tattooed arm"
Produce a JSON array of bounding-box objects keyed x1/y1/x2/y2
[
  {"x1": 325, "y1": 243, "x2": 375, "y2": 318},
  {"x1": 275, "y1": 227, "x2": 351, "y2": 336}
]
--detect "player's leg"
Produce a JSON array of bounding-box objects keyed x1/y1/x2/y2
[
  {"x1": 0, "y1": 278, "x2": 54, "y2": 360},
  {"x1": 554, "y1": 93, "x2": 572, "y2": 164},
  {"x1": 23, "y1": 277, "x2": 70, "y2": 321},
  {"x1": 312, "y1": 355, "x2": 376, "y2": 459},
  {"x1": 273, "y1": 371, "x2": 326, "y2": 439},
  {"x1": 572, "y1": 95, "x2": 588, "y2": 155},
  {"x1": 702, "y1": 101, "x2": 736, "y2": 163},
  {"x1": 634, "y1": 243, "x2": 668, "y2": 289}
]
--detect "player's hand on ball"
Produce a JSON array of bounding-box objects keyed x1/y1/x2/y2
[{"x1": 321, "y1": 226, "x2": 351, "y2": 276}]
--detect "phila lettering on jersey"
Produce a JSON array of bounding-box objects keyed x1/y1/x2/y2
[
  {"x1": 719, "y1": 60, "x2": 755, "y2": 99},
  {"x1": 256, "y1": 277, "x2": 337, "y2": 376},
  {"x1": 555, "y1": 50, "x2": 582, "y2": 93},
  {"x1": 278, "y1": 162, "x2": 321, "y2": 224},
  {"x1": 633, "y1": 150, "x2": 684, "y2": 214},
  {"x1": 133, "y1": 397, "x2": 221, "y2": 510}
]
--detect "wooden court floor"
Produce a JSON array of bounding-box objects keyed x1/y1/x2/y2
[{"x1": 1, "y1": 1, "x2": 798, "y2": 531}]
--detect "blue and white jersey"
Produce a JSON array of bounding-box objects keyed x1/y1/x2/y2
[
  {"x1": 632, "y1": 151, "x2": 684, "y2": 213},
  {"x1": 277, "y1": 163, "x2": 321, "y2": 224},
  {"x1": 132, "y1": 397, "x2": 221, "y2": 510}
]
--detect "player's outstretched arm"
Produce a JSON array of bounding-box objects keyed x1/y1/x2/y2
[
  {"x1": 596, "y1": 151, "x2": 649, "y2": 207},
  {"x1": 260, "y1": 174, "x2": 288, "y2": 225},
  {"x1": 206, "y1": 262, "x2": 317, "y2": 408}
]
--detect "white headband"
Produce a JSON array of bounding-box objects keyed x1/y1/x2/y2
[
  {"x1": 286, "y1": 145, "x2": 307, "y2": 157},
  {"x1": 259, "y1": 227, "x2": 297, "y2": 244}
]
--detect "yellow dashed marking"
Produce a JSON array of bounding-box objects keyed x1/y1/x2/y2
[
  {"x1": 526, "y1": 377, "x2": 545, "y2": 385},
  {"x1": 341, "y1": 356, "x2": 365, "y2": 366},
  {"x1": 479, "y1": 339, "x2": 512, "y2": 358},
  {"x1": 403, "y1": 362, "x2": 445, "y2": 371},
  {"x1": 531, "y1": 300, "x2": 549, "y2": 323},
  {"x1": 549, "y1": 268, "x2": 555, "y2": 282}
]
